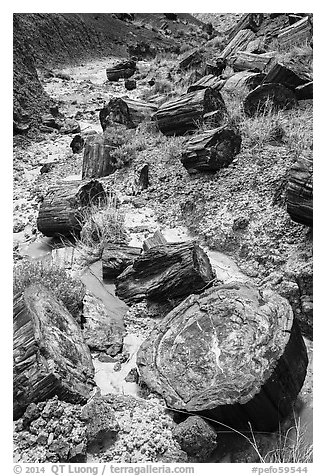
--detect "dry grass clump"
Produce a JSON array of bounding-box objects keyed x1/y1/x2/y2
[
  {"x1": 76, "y1": 192, "x2": 128, "y2": 265},
  {"x1": 13, "y1": 259, "x2": 85, "y2": 320}
]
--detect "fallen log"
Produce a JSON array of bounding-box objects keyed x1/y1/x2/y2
[
  {"x1": 187, "y1": 75, "x2": 226, "y2": 94},
  {"x1": 178, "y1": 49, "x2": 202, "y2": 70},
  {"x1": 82, "y1": 133, "x2": 118, "y2": 179},
  {"x1": 243, "y1": 83, "x2": 298, "y2": 116},
  {"x1": 287, "y1": 156, "x2": 313, "y2": 227},
  {"x1": 263, "y1": 62, "x2": 312, "y2": 91},
  {"x1": 223, "y1": 71, "x2": 265, "y2": 93},
  {"x1": 116, "y1": 241, "x2": 215, "y2": 304},
  {"x1": 154, "y1": 88, "x2": 227, "y2": 136},
  {"x1": 137, "y1": 283, "x2": 308, "y2": 432},
  {"x1": 230, "y1": 51, "x2": 275, "y2": 72},
  {"x1": 181, "y1": 127, "x2": 241, "y2": 174},
  {"x1": 102, "y1": 244, "x2": 143, "y2": 279},
  {"x1": 99, "y1": 98, "x2": 158, "y2": 131},
  {"x1": 295, "y1": 81, "x2": 313, "y2": 100},
  {"x1": 219, "y1": 29, "x2": 255, "y2": 61},
  {"x1": 37, "y1": 180, "x2": 106, "y2": 237},
  {"x1": 106, "y1": 59, "x2": 136, "y2": 81},
  {"x1": 13, "y1": 284, "x2": 95, "y2": 419},
  {"x1": 277, "y1": 16, "x2": 312, "y2": 47},
  {"x1": 143, "y1": 230, "x2": 168, "y2": 251},
  {"x1": 227, "y1": 14, "x2": 264, "y2": 41}
]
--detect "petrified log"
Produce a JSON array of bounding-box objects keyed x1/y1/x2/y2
[
  {"x1": 102, "y1": 244, "x2": 143, "y2": 279},
  {"x1": 255, "y1": 14, "x2": 290, "y2": 40},
  {"x1": 137, "y1": 283, "x2": 308, "y2": 431},
  {"x1": 287, "y1": 156, "x2": 313, "y2": 227},
  {"x1": 204, "y1": 59, "x2": 226, "y2": 77},
  {"x1": 106, "y1": 59, "x2": 136, "y2": 81},
  {"x1": 37, "y1": 180, "x2": 106, "y2": 237},
  {"x1": 223, "y1": 71, "x2": 265, "y2": 93},
  {"x1": 230, "y1": 51, "x2": 275, "y2": 72},
  {"x1": 99, "y1": 98, "x2": 158, "y2": 131},
  {"x1": 82, "y1": 133, "x2": 117, "y2": 179},
  {"x1": 13, "y1": 284, "x2": 95, "y2": 419},
  {"x1": 295, "y1": 81, "x2": 313, "y2": 100},
  {"x1": 116, "y1": 241, "x2": 215, "y2": 304},
  {"x1": 219, "y1": 29, "x2": 255, "y2": 61},
  {"x1": 277, "y1": 16, "x2": 312, "y2": 47},
  {"x1": 187, "y1": 75, "x2": 226, "y2": 94},
  {"x1": 263, "y1": 62, "x2": 312, "y2": 91},
  {"x1": 227, "y1": 14, "x2": 264, "y2": 40},
  {"x1": 154, "y1": 88, "x2": 227, "y2": 136},
  {"x1": 143, "y1": 230, "x2": 168, "y2": 251},
  {"x1": 178, "y1": 49, "x2": 202, "y2": 70},
  {"x1": 181, "y1": 127, "x2": 241, "y2": 174},
  {"x1": 70, "y1": 134, "x2": 84, "y2": 154},
  {"x1": 243, "y1": 83, "x2": 298, "y2": 116}
]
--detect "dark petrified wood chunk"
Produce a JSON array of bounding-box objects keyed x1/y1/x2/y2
[
  {"x1": 102, "y1": 244, "x2": 143, "y2": 279},
  {"x1": 263, "y1": 62, "x2": 312, "y2": 91},
  {"x1": 287, "y1": 156, "x2": 313, "y2": 226},
  {"x1": 106, "y1": 59, "x2": 136, "y2": 81},
  {"x1": 143, "y1": 230, "x2": 168, "y2": 251},
  {"x1": 99, "y1": 97, "x2": 158, "y2": 130},
  {"x1": 187, "y1": 74, "x2": 226, "y2": 94},
  {"x1": 243, "y1": 83, "x2": 298, "y2": 116},
  {"x1": 154, "y1": 88, "x2": 227, "y2": 136},
  {"x1": 181, "y1": 127, "x2": 241, "y2": 174},
  {"x1": 37, "y1": 180, "x2": 106, "y2": 237},
  {"x1": 178, "y1": 49, "x2": 203, "y2": 70},
  {"x1": 116, "y1": 241, "x2": 215, "y2": 304},
  {"x1": 13, "y1": 284, "x2": 95, "y2": 419},
  {"x1": 137, "y1": 283, "x2": 308, "y2": 431},
  {"x1": 82, "y1": 133, "x2": 117, "y2": 179}
]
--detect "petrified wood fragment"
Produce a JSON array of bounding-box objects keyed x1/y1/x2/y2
[
  {"x1": 230, "y1": 51, "x2": 275, "y2": 72},
  {"x1": 277, "y1": 16, "x2": 312, "y2": 47},
  {"x1": 106, "y1": 59, "x2": 136, "y2": 81},
  {"x1": 99, "y1": 98, "x2": 158, "y2": 130},
  {"x1": 137, "y1": 283, "x2": 308, "y2": 431},
  {"x1": 181, "y1": 127, "x2": 241, "y2": 174},
  {"x1": 287, "y1": 156, "x2": 313, "y2": 226},
  {"x1": 37, "y1": 180, "x2": 106, "y2": 237},
  {"x1": 154, "y1": 88, "x2": 227, "y2": 136},
  {"x1": 143, "y1": 230, "x2": 168, "y2": 251},
  {"x1": 82, "y1": 133, "x2": 117, "y2": 179},
  {"x1": 13, "y1": 284, "x2": 95, "y2": 419},
  {"x1": 178, "y1": 49, "x2": 202, "y2": 70},
  {"x1": 243, "y1": 83, "x2": 298, "y2": 116},
  {"x1": 227, "y1": 14, "x2": 264, "y2": 40},
  {"x1": 219, "y1": 29, "x2": 255, "y2": 61},
  {"x1": 102, "y1": 244, "x2": 143, "y2": 279},
  {"x1": 263, "y1": 62, "x2": 312, "y2": 91},
  {"x1": 187, "y1": 75, "x2": 226, "y2": 94},
  {"x1": 116, "y1": 241, "x2": 215, "y2": 304},
  {"x1": 223, "y1": 71, "x2": 265, "y2": 93}
]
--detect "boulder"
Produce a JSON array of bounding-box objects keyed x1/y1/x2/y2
[{"x1": 172, "y1": 416, "x2": 218, "y2": 461}]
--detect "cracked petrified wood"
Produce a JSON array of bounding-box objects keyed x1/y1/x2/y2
[
  {"x1": 106, "y1": 59, "x2": 136, "y2": 81},
  {"x1": 277, "y1": 16, "x2": 312, "y2": 47},
  {"x1": 187, "y1": 75, "x2": 226, "y2": 94},
  {"x1": 178, "y1": 48, "x2": 202, "y2": 70},
  {"x1": 137, "y1": 282, "x2": 308, "y2": 432},
  {"x1": 116, "y1": 241, "x2": 215, "y2": 304},
  {"x1": 13, "y1": 284, "x2": 95, "y2": 419},
  {"x1": 102, "y1": 244, "x2": 143, "y2": 279},
  {"x1": 263, "y1": 62, "x2": 312, "y2": 91},
  {"x1": 37, "y1": 180, "x2": 106, "y2": 237},
  {"x1": 143, "y1": 230, "x2": 168, "y2": 251},
  {"x1": 243, "y1": 83, "x2": 298, "y2": 116},
  {"x1": 154, "y1": 88, "x2": 227, "y2": 136},
  {"x1": 99, "y1": 97, "x2": 158, "y2": 130},
  {"x1": 82, "y1": 133, "x2": 117, "y2": 179},
  {"x1": 287, "y1": 156, "x2": 313, "y2": 226},
  {"x1": 223, "y1": 71, "x2": 265, "y2": 94},
  {"x1": 181, "y1": 127, "x2": 241, "y2": 174},
  {"x1": 230, "y1": 51, "x2": 275, "y2": 73},
  {"x1": 219, "y1": 29, "x2": 255, "y2": 61}
]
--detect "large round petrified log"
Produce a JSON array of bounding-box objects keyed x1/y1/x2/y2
[
  {"x1": 99, "y1": 98, "x2": 158, "y2": 131},
  {"x1": 243, "y1": 83, "x2": 298, "y2": 116},
  {"x1": 13, "y1": 284, "x2": 95, "y2": 419},
  {"x1": 223, "y1": 71, "x2": 265, "y2": 94},
  {"x1": 116, "y1": 241, "x2": 215, "y2": 304},
  {"x1": 137, "y1": 283, "x2": 308, "y2": 431},
  {"x1": 37, "y1": 180, "x2": 106, "y2": 238},
  {"x1": 154, "y1": 88, "x2": 227, "y2": 136},
  {"x1": 181, "y1": 127, "x2": 242, "y2": 174},
  {"x1": 287, "y1": 156, "x2": 313, "y2": 226},
  {"x1": 82, "y1": 133, "x2": 118, "y2": 179}
]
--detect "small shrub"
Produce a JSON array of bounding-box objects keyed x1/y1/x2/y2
[{"x1": 13, "y1": 260, "x2": 85, "y2": 321}]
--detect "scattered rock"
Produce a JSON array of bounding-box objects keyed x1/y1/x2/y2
[
  {"x1": 61, "y1": 119, "x2": 81, "y2": 134},
  {"x1": 70, "y1": 134, "x2": 84, "y2": 153},
  {"x1": 172, "y1": 416, "x2": 218, "y2": 461},
  {"x1": 80, "y1": 397, "x2": 120, "y2": 448},
  {"x1": 125, "y1": 79, "x2": 136, "y2": 90}
]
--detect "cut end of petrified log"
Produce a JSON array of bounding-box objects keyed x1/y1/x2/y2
[
  {"x1": 13, "y1": 284, "x2": 95, "y2": 419},
  {"x1": 243, "y1": 83, "x2": 298, "y2": 116},
  {"x1": 137, "y1": 282, "x2": 307, "y2": 431}
]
